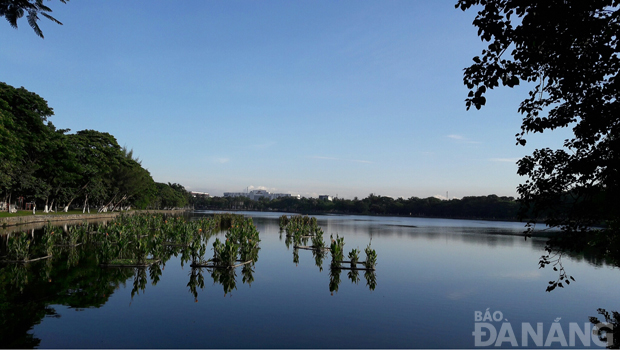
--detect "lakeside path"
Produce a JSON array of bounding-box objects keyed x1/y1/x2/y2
[{"x1": 0, "y1": 209, "x2": 190, "y2": 230}]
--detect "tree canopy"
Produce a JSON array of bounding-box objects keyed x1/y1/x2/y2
[
  {"x1": 0, "y1": 0, "x2": 67, "y2": 38},
  {"x1": 457, "y1": 1, "x2": 620, "y2": 259},
  {"x1": 0, "y1": 81, "x2": 190, "y2": 212}
]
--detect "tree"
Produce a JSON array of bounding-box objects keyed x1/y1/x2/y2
[
  {"x1": 457, "y1": 1, "x2": 620, "y2": 259},
  {"x1": 0, "y1": 81, "x2": 55, "y2": 211},
  {"x1": 0, "y1": 0, "x2": 68, "y2": 38},
  {"x1": 61, "y1": 130, "x2": 123, "y2": 212}
]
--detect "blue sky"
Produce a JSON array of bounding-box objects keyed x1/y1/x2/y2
[{"x1": 0, "y1": 1, "x2": 572, "y2": 199}]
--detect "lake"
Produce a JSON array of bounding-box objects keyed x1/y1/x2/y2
[{"x1": 1, "y1": 211, "x2": 618, "y2": 348}]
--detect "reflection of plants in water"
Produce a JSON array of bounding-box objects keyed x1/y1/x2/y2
[
  {"x1": 293, "y1": 248, "x2": 299, "y2": 265},
  {"x1": 539, "y1": 246, "x2": 575, "y2": 292},
  {"x1": 187, "y1": 268, "x2": 205, "y2": 301},
  {"x1": 313, "y1": 249, "x2": 325, "y2": 272},
  {"x1": 210, "y1": 267, "x2": 237, "y2": 296},
  {"x1": 67, "y1": 247, "x2": 79, "y2": 268},
  {"x1": 364, "y1": 270, "x2": 377, "y2": 291},
  {"x1": 285, "y1": 235, "x2": 292, "y2": 249},
  {"x1": 6, "y1": 264, "x2": 30, "y2": 292},
  {"x1": 131, "y1": 267, "x2": 148, "y2": 299},
  {"x1": 149, "y1": 263, "x2": 163, "y2": 286},
  {"x1": 241, "y1": 264, "x2": 254, "y2": 285},
  {"x1": 0, "y1": 248, "x2": 135, "y2": 348},
  {"x1": 329, "y1": 268, "x2": 341, "y2": 294},
  {"x1": 589, "y1": 308, "x2": 618, "y2": 349},
  {"x1": 40, "y1": 257, "x2": 54, "y2": 282},
  {"x1": 347, "y1": 269, "x2": 360, "y2": 284}
]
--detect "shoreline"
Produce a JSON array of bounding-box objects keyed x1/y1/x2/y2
[
  {"x1": 0, "y1": 209, "x2": 190, "y2": 229},
  {"x1": 193, "y1": 207, "x2": 529, "y2": 224}
]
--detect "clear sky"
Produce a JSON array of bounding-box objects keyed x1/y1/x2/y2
[{"x1": 0, "y1": 1, "x2": 572, "y2": 199}]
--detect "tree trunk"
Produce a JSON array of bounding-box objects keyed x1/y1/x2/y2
[
  {"x1": 111, "y1": 195, "x2": 128, "y2": 212},
  {"x1": 82, "y1": 194, "x2": 89, "y2": 214},
  {"x1": 100, "y1": 194, "x2": 117, "y2": 213}
]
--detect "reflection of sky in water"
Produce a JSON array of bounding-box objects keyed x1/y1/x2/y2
[{"x1": 31, "y1": 211, "x2": 619, "y2": 348}]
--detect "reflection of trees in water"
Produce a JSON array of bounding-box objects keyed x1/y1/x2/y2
[
  {"x1": 0, "y1": 247, "x2": 136, "y2": 348},
  {"x1": 541, "y1": 231, "x2": 620, "y2": 293},
  {"x1": 187, "y1": 263, "x2": 257, "y2": 299},
  {"x1": 313, "y1": 249, "x2": 326, "y2": 272}
]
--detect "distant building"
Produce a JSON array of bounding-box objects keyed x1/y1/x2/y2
[
  {"x1": 319, "y1": 195, "x2": 333, "y2": 201},
  {"x1": 223, "y1": 190, "x2": 300, "y2": 201},
  {"x1": 190, "y1": 191, "x2": 210, "y2": 198}
]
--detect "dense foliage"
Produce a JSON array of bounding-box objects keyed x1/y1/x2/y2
[
  {"x1": 457, "y1": 1, "x2": 620, "y2": 264},
  {"x1": 195, "y1": 193, "x2": 519, "y2": 220},
  {"x1": 0, "y1": 82, "x2": 190, "y2": 212}
]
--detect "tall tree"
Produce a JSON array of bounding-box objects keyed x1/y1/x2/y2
[
  {"x1": 0, "y1": 0, "x2": 68, "y2": 38},
  {"x1": 457, "y1": 1, "x2": 620, "y2": 258},
  {"x1": 0, "y1": 81, "x2": 55, "y2": 211}
]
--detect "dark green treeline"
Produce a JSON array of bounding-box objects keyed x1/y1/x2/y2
[
  {"x1": 194, "y1": 194, "x2": 520, "y2": 221},
  {"x1": 0, "y1": 82, "x2": 190, "y2": 211}
]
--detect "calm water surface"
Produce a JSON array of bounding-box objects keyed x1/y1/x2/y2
[{"x1": 4, "y1": 211, "x2": 619, "y2": 348}]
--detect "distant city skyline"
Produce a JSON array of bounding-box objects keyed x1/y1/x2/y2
[{"x1": 0, "y1": 1, "x2": 572, "y2": 200}]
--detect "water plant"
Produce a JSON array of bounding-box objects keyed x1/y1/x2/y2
[
  {"x1": 279, "y1": 215, "x2": 290, "y2": 229},
  {"x1": 212, "y1": 238, "x2": 239, "y2": 266},
  {"x1": 6, "y1": 233, "x2": 31, "y2": 261},
  {"x1": 364, "y1": 242, "x2": 377, "y2": 269},
  {"x1": 311, "y1": 228, "x2": 325, "y2": 249},
  {"x1": 284, "y1": 215, "x2": 320, "y2": 237},
  {"x1": 330, "y1": 234, "x2": 345, "y2": 268},
  {"x1": 348, "y1": 248, "x2": 360, "y2": 269}
]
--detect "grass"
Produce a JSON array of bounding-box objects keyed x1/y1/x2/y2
[{"x1": 0, "y1": 210, "x2": 132, "y2": 218}]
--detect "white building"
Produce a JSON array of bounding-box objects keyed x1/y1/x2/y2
[
  {"x1": 223, "y1": 190, "x2": 300, "y2": 201},
  {"x1": 190, "y1": 191, "x2": 209, "y2": 197},
  {"x1": 319, "y1": 195, "x2": 333, "y2": 201}
]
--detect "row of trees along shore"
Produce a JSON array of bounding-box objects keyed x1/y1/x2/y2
[
  {"x1": 194, "y1": 194, "x2": 520, "y2": 221},
  {"x1": 0, "y1": 82, "x2": 191, "y2": 213}
]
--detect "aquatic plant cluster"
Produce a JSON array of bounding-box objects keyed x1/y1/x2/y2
[
  {"x1": 1, "y1": 213, "x2": 244, "y2": 266},
  {"x1": 187, "y1": 216, "x2": 261, "y2": 297},
  {"x1": 281, "y1": 215, "x2": 322, "y2": 236},
  {"x1": 280, "y1": 215, "x2": 326, "y2": 249},
  {"x1": 1, "y1": 212, "x2": 255, "y2": 303},
  {"x1": 280, "y1": 214, "x2": 378, "y2": 292},
  {"x1": 328, "y1": 235, "x2": 377, "y2": 292},
  {"x1": 206, "y1": 217, "x2": 261, "y2": 267}
]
